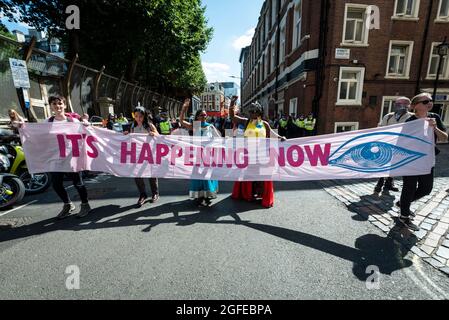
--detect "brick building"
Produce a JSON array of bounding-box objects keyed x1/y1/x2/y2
[
  {"x1": 240, "y1": 0, "x2": 449, "y2": 134},
  {"x1": 201, "y1": 82, "x2": 226, "y2": 117}
]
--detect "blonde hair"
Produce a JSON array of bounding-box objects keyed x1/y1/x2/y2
[
  {"x1": 8, "y1": 109, "x2": 21, "y2": 120},
  {"x1": 411, "y1": 93, "x2": 432, "y2": 106}
]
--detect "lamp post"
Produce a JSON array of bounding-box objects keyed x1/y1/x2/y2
[{"x1": 432, "y1": 37, "x2": 449, "y2": 113}]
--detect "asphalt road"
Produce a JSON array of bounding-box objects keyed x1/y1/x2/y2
[{"x1": 1, "y1": 175, "x2": 449, "y2": 300}]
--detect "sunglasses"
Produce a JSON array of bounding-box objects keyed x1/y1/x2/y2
[{"x1": 417, "y1": 100, "x2": 433, "y2": 105}]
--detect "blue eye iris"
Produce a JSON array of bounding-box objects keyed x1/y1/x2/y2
[{"x1": 328, "y1": 132, "x2": 431, "y2": 173}]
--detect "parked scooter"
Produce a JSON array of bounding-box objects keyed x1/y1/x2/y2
[
  {"x1": 0, "y1": 145, "x2": 25, "y2": 209},
  {"x1": 0, "y1": 129, "x2": 51, "y2": 195}
]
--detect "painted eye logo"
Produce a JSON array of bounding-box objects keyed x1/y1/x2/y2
[{"x1": 328, "y1": 133, "x2": 431, "y2": 173}]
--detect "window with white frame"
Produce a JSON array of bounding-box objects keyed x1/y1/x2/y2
[
  {"x1": 428, "y1": 42, "x2": 449, "y2": 79},
  {"x1": 394, "y1": 0, "x2": 420, "y2": 18},
  {"x1": 280, "y1": 24, "x2": 286, "y2": 63},
  {"x1": 380, "y1": 97, "x2": 396, "y2": 123},
  {"x1": 335, "y1": 122, "x2": 359, "y2": 133},
  {"x1": 337, "y1": 67, "x2": 365, "y2": 105},
  {"x1": 265, "y1": 48, "x2": 270, "y2": 77},
  {"x1": 293, "y1": 0, "x2": 302, "y2": 49},
  {"x1": 289, "y1": 98, "x2": 298, "y2": 116},
  {"x1": 272, "y1": 0, "x2": 277, "y2": 28},
  {"x1": 438, "y1": 0, "x2": 449, "y2": 20},
  {"x1": 386, "y1": 41, "x2": 413, "y2": 78},
  {"x1": 343, "y1": 5, "x2": 369, "y2": 45}
]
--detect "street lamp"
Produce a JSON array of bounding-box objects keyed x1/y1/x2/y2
[{"x1": 432, "y1": 37, "x2": 449, "y2": 112}]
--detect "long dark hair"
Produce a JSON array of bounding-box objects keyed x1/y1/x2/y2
[
  {"x1": 194, "y1": 109, "x2": 207, "y2": 122},
  {"x1": 132, "y1": 107, "x2": 150, "y2": 130}
]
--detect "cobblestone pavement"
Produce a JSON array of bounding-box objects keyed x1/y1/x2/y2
[{"x1": 320, "y1": 177, "x2": 449, "y2": 276}]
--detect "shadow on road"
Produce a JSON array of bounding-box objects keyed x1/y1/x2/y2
[{"x1": 0, "y1": 194, "x2": 416, "y2": 282}]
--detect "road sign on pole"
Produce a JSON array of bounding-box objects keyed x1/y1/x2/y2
[{"x1": 9, "y1": 58, "x2": 31, "y2": 89}]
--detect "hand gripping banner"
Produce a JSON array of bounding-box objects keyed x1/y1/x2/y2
[{"x1": 19, "y1": 120, "x2": 435, "y2": 181}]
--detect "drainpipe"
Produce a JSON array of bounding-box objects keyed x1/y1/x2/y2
[
  {"x1": 313, "y1": 0, "x2": 330, "y2": 133},
  {"x1": 415, "y1": 0, "x2": 433, "y2": 95},
  {"x1": 274, "y1": 0, "x2": 281, "y2": 116}
]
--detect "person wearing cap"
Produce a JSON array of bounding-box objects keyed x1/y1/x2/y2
[
  {"x1": 304, "y1": 113, "x2": 316, "y2": 136},
  {"x1": 396, "y1": 93, "x2": 448, "y2": 231},
  {"x1": 374, "y1": 96, "x2": 413, "y2": 193}
]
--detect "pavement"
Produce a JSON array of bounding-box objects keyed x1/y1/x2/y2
[
  {"x1": 320, "y1": 144, "x2": 449, "y2": 277},
  {"x1": 1, "y1": 150, "x2": 449, "y2": 299}
]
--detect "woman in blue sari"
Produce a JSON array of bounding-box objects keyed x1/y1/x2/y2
[{"x1": 179, "y1": 99, "x2": 221, "y2": 206}]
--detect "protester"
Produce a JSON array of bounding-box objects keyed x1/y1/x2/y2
[
  {"x1": 278, "y1": 114, "x2": 288, "y2": 138},
  {"x1": 106, "y1": 113, "x2": 116, "y2": 130},
  {"x1": 124, "y1": 106, "x2": 160, "y2": 207},
  {"x1": 45, "y1": 95, "x2": 92, "y2": 219},
  {"x1": 81, "y1": 113, "x2": 90, "y2": 124},
  {"x1": 229, "y1": 97, "x2": 286, "y2": 208},
  {"x1": 374, "y1": 97, "x2": 413, "y2": 193},
  {"x1": 397, "y1": 93, "x2": 448, "y2": 231},
  {"x1": 179, "y1": 98, "x2": 221, "y2": 206},
  {"x1": 8, "y1": 109, "x2": 25, "y2": 134},
  {"x1": 287, "y1": 115, "x2": 299, "y2": 139}
]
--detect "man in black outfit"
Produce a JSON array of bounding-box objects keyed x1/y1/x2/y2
[{"x1": 397, "y1": 93, "x2": 448, "y2": 231}]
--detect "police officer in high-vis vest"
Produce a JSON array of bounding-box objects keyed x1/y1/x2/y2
[
  {"x1": 304, "y1": 113, "x2": 316, "y2": 136},
  {"x1": 295, "y1": 114, "x2": 306, "y2": 137},
  {"x1": 158, "y1": 112, "x2": 172, "y2": 135},
  {"x1": 278, "y1": 114, "x2": 288, "y2": 137}
]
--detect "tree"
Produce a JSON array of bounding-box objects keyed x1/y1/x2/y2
[{"x1": 1, "y1": 0, "x2": 212, "y2": 95}]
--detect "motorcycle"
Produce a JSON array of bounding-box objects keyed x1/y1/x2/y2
[
  {"x1": 0, "y1": 129, "x2": 51, "y2": 195},
  {"x1": 0, "y1": 145, "x2": 25, "y2": 209}
]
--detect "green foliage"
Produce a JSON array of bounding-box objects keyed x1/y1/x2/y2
[{"x1": 1, "y1": 0, "x2": 212, "y2": 94}]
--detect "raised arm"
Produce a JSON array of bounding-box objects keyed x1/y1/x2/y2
[
  {"x1": 264, "y1": 121, "x2": 286, "y2": 141},
  {"x1": 179, "y1": 98, "x2": 193, "y2": 131},
  {"x1": 229, "y1": 96, "x2": 248, "y2": 126}
]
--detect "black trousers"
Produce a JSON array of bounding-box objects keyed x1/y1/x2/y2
[
  {"x1": 51, "y1": 172, "x2": 89, "y2": 204},
  {"x1": 134, "y1": 178, "x2": 159, "y2": 197},
  {"x1": 376, "y1": 177, "x2": 394, "y2": 187},
  {"x1": 400, "y1": 168, "x2": 434, "y2": 217}
]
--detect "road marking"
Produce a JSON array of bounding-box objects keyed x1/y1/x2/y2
[
  {"x1": 412, "y1": 255, "x2": 449, "y2": 300},
  {"x1": 0, "y1": 200, "x2": 38, "y2": 217}
]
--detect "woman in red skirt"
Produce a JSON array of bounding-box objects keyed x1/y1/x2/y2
[{"x1": 229, "y1": 97, "x2": 286, "y2": 208}]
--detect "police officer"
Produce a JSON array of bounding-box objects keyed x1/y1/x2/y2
[
  {"x1": 158, "y1": 111, "x2": 172, "y2": 135},
  {"x1": 295, "y1": 114, "x2": 306, "y2": 137},
  {"x1": 278, "y1": 114, "x2": 288, "y2": 137},
  {"x1": 304, "y1": 113, "x2": 316, "y2": 136}
]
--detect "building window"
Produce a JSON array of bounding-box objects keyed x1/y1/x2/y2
[
  {"x1": 427, "y1": 42, "x2": 449, "y2": 79},
  {"x1": 271, "y1": 41, "x2": 276, "y2": 71},
  {"x1": 289, "y1": 98, "x2": 298, "y2": 116},
  {"x1": 386, "y1": 41, "x2": 414, "y2": 78},
  {"x1": 337, "y1": 67, "x2": 365, "y2": 105},
  {"x1": 293, "y1": 0, "x2": 302, "y2": 49},
  {"x1": 380, "y1": 97, "x2": 397, "y2": 124},
  {"x1": 335, "y1": 122, "x2": 359, "y2": 133},
  {"x1": 280, "y1": 23, "x2": 286, "y2": 63},
  {"x1": 272, "y1": 0, "x2": 277, "y2": 27},
  {"x1": 393, "y1": 0, "x2": 420, "y2": 18},
  {"x1": 437, "y1": 0, "x2": 449, "y2": 20},
  {"x1": 343, "y1": 5, "x2": 369, "y2": 46}
]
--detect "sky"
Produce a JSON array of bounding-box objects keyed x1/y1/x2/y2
[
  {"x1": 200, "y1": 0, "x2": 265, "y2": 85},
  {"x1": 1, "y1": 0, "x2": 266, "y2": 85}
]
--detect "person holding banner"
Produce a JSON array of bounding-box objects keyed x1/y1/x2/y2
[
  {"x1": 45, "y1": 95, "x2": 92, "y2": 220},
  {"x1": 374, "y1": 97, "x2": 413, "y2": 193},
  {"x1": 179, "y1": 98, "x2": 221, "y2": 206},
  {"x1": 397, "y1": 93, "x2": 448, "y2": 231},
  {"x1": 229, "y1": 97, "x2": 286, "y2": 208},
  {"x1": 124, "y1": 106, "x2": 160, "y2": 207}
]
